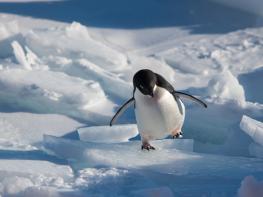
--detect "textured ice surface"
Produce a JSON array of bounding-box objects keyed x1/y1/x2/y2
[
  {"x1": 43, "y1": 135, "x2": 263, "y2": 176},
  {"x1": 78, "y1": 124, "x2": 138, "y2": 143},
  {"x1": 0, "y1": 112, "x2": 83, "y2": 148},
  {"x1": 43, "y1": 135, "x2": 194, "y2": 169},
  {"x1": 42, "y1": 135, "x2": 263, "y2": 197},
  {"x1": 0, "y1": 159, "x2": 73, "y2": 196}
]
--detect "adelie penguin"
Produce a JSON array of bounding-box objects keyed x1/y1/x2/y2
[{"x1": 110, "y1": 69, "x2": 207, "y2": 150}]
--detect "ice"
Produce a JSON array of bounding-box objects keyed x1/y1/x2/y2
[
  {"x1": 43, "y1": 135, "x2": 263, "y2": 177},
  {"x1": 240, "y1": 115, "x2": 263, "y2": 146},
  {"x1": 78, "y1": 124, "x2": 138, "y2": 143},
  {"x1": 0, "y1": 112, "x2": 83, "y2": 148},
  {"x1": 11, "y1": 40, "x2": 32, "y2": 70},
  {"x1": 43, "y1": 135, "x2": 194, "y2": 169}
]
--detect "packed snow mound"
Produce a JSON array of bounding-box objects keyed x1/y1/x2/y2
[
  {"x1": 78, "y1": 124, "x2": 138, "y2": 143},
  {"x1": 207, "y1": 70, "x2": 246, "y2": 106},
  {"x1": 0, "y1": 19, "x2": 19, "y2": 41},
  {"x1": 0, "y1": 68, "x2": 115, "y2": 122},
  {"x1": 0, "y1": 112, "x2": 83, "y2": 149},
  {"x1": 25, "y1": 22, "x2": 127, "y2": 71},
  {"x1": 240, "y1": 115, "x2": 263, "y2": 146}
]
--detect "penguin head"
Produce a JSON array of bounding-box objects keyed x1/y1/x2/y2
[{"x1": 133, "y1": 69, "x2": 157, "y2": 97}]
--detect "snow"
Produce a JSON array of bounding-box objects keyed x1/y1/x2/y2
[
  {"x1": 0, "y1": 159, "x2": 73, "y2": 196},
  {"x1": 207, "y1": 70, "x2": 246, "y2": 106},
  {"x1": 0, "y1": 0, "x2": 262, "y2": 196}
]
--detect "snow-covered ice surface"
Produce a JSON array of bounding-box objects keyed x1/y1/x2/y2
[
  {"x1": 0, "y1": 112, "x2": 83, "y2": 149},
  {"x1": 0, "y1": 0, "x2": 262, "y2": 196},
  {"x1": 78, "y1": 124, "x2": 138, "y2": 143}
]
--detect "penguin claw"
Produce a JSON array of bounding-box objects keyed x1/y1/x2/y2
[
  {"x1": 172, "y1": 132, "x2": 183, "y2": 139},
  {"x1": 141, "y1": 144, "x2": 155, "y2": 151}
]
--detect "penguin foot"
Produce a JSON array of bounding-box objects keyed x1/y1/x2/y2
[
  {"x1": 141, "y1": 143, "x2": 155, "y2": 151},
  {"x1": 172, "y1": 131, "x2": 183, "y2": 139}
]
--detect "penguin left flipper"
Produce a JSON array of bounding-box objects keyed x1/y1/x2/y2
[{"x1": 110, "y1": 98, "x2": 135, "y2": 126}]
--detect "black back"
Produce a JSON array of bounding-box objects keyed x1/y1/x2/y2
[{"x1": 155, "y1": 73, "x2": 175, "y2": 93}]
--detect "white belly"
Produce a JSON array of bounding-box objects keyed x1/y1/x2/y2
[{"x1": 135, "y1": 86, "x2": 185, "y2": 141}]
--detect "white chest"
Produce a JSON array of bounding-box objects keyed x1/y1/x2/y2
[{"x1": 134, "y1": 86, "x2": 185, "y2": 140}]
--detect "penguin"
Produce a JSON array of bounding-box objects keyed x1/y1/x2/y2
[{"x1": 110, "y1": 69, "x2": 207, "y2": 150}]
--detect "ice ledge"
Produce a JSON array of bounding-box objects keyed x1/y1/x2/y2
[
  {"x1": 240, "y1": 115, "x2": 263, "y2": 146},
  {"x1": 43, "y1": 135, "x2": 194, "y2": 169}
]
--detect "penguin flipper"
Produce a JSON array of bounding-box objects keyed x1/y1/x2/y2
[
  {"x1": 173, "y1": 91, "x2": 207, "y2": 108},
  {"x1": 110, "y1": 98, "x2": 135, "y2": 126}
]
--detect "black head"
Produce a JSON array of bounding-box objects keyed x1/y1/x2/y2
[{"x1": 133, "y1": 69, "x2": 157, "y2": 97}]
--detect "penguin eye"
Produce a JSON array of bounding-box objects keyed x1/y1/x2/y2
[{"x1": 139, "y1": 85, "x2": 144, "y2": 90}]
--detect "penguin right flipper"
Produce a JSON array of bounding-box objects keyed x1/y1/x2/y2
[
  {"x1": 110, "y1": 98, "x2": 135, "y2": 126},
  {"x1": 173, "y1": 91, "x2": 207, "y2": 108}
]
